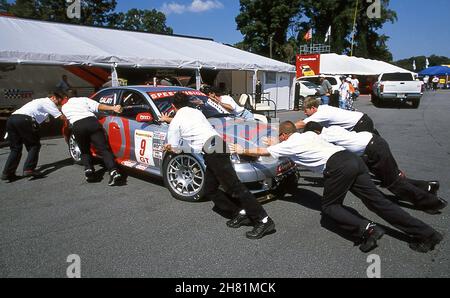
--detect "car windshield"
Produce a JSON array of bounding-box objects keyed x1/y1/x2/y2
[{"x1": 147, "y1": 90, "x2": 231, "y2": 119}]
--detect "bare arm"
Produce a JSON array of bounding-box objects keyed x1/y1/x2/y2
[
  {"x1": 229, "y1": 144, "x2": 271, "y2": 157},
  {"x1": 98, "y1": 104, "x2": 123, "y2": 113}
]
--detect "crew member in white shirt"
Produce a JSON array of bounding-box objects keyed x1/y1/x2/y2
[
  {"x1": 207, "y1": 87, "x2": 254, "y2": 121},
  {"x1": 61, "y1": 95, "x2": 123, "y2": 186},
  {"x1": 2, "y1": 92, "x2": 64, "y2": 181},
  {"x1": 162, "y1": 92, "x2": 274, "y2": 239},
  {"x1": 295, "y1": 97, "x2": 379, "y2": 134},
  {"x1": 303, "y1": 122, "x2": 447, "y2": 214},
  {"x1": 230, "y1": 121, "x2": 443, "y2": 253}
]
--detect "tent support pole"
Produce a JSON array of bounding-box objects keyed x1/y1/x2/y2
[
  {"x1": 195, "y1": 68, "x2": 201, "y2": 90},
  {"x1": 252, "y1": 70, "x2": 258, "y2": 94}
]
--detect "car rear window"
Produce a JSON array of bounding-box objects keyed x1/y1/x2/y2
[
  {"x1": 325, "y1": 77, "x2": 338, "y2": 85},
  {"x1": 301, "y1": 81, "x2": 319, "y2": 89},
  {"x1": 381, "y1": 73, "x2": 414, "y2": 81}
]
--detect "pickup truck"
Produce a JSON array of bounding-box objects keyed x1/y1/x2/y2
[{"x1": 372, "y1": 72, "x2": 424, "y2": 108}]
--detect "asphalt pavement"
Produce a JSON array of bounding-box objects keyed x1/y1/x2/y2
[{"x1": 1, "y1": 91, "x2": 449, "y2": 278}]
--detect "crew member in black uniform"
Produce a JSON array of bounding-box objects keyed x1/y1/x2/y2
[
  {"x1": 296, "y1": 97, "x2": 379, "y2": 134},
  {"x1": 231, "y1": 121, "x2": 443, "y2": 253},
  {"x1": 303, "y1": 122, "x2": 447, "y2": 214},
  {"x1": 61, "y1": 95, "x2": 123, "y2": 186},
  {"x1": 162, "y1": 92, "x2": 275, "y2": 239},
  {"x1": 2, "y1": 92, "x2": 64, "y2": 181}
]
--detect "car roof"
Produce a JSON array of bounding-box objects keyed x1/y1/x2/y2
[{"x1": 101, "y1": 85, "x2": 196, "y2": 93}]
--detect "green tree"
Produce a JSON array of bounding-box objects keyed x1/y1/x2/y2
[
  {"x1": 0, "y1": 0, "x2": 10, "y2": 12},
  {"x1": 109, "y1": 9, "x2": 173, "y2": 34},
  {"x1": 297, "y1": 0, "x2": 396, "y2": 61},
  {"x1": 236, "y1": 0, "x2": 397, "y2": 62},
  {"x1": 7, "y1": 0, "x2": 117, "y2": 25},
  {"x1": 394, "y1": 55, "x2": 450, "y2": 72},
  {"x1": 235, "y1": 0, "x2": 302, "y2": 61}
]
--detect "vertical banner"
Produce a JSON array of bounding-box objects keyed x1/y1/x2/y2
[{"x1": 296, "y1": 54, "x2": 321, "y2": 78}]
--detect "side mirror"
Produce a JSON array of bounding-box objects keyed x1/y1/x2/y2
[{"x1": 136, "y1": 112, "x2": 154, "y2": 122}]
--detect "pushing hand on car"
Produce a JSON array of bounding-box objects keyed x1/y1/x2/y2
[
  {"x1": 228, "y1": 143, "x2": 244, "y2": 155},
  {"x1": 112, "y1": 105, "x2": 123, "y2": 113}
]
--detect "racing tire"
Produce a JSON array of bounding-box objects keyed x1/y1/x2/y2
[
  {"x1": 162, "y1": 154, "x2": 207, "y2": 202},
  {"x1": 411, "y1": 99, "x2": 420, "y2": 109},
  {"x1": 68, "y1": 133, "x2": 82, "y2": 165}
]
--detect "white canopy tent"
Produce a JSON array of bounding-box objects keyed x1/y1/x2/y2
[
  {"x1": 320, "y1": 53, "x2": 411, "y2": 75},
  {"x1": 0, "y1": 16, "x2": 295, "y2": 73}
]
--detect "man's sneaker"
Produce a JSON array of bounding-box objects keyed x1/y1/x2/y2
[
  {"x1": 85, "y1": 169, "x2": 95, "y2": 182},
  {"x1": 428, "y1": 181, "x2": 440, "y2": 196},
  {"x1": 226, "y1": 214, "x2": 252, "y2": 228},
  {"x1": 23, "y1": 169, "x2": 44, "y2": 179},
  {"x1": 108, "y1": 170, "x2": 122, "y2": 186},
  {"x1": 423, "y1": 197, "x2": 448, "y2": 215},
  {"x1": 245, "y1": 217, "x2": 275, "y2": 239},
  {"x1": 359, "y1": 223, "x2": 385, "y2": 253},
  {"x1": 1, "y1": 173, "x2": 20, "y2": 181},
  {"x1": 409, "y1": 231, "x2": 443, "y2": 253}
]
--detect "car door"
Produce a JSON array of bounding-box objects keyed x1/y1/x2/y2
[
  {"x1": 91, "y1": 88, "x2": 124, "y2": 158},
  {"x1": 118, "y1": 90, "x2": 165, "y2": 173}
]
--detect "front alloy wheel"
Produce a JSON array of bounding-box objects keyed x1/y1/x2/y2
[{"x1": 163, "y1": 154, "x2": 206, "y2": 202}]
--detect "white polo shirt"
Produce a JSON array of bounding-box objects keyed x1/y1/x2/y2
[
  {"x1": 303, "y1": 105, "x2": 364, "y2": 130},
  {"x1": 220, "y1": 95, "x2": 244, "y2": 115},
  {"x1": 267, "y1": 132, "x2": 345, "y2": 174},
  {"x1": 61, "y1": 97, "x2": 100, "y2": 124},
  {"x1": 13, "y1": 97, "x2": 62, "y2": 124},
  {"x1": 167, "y1": 107, "x2": 219, "y2": 153},
  {"x1": 320, "y1": 126, "x2": 373, "y2": 156}
]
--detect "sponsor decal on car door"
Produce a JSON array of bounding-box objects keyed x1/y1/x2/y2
[{"x1": 134, "y1": 130, "x2": 155, "y2": 166}]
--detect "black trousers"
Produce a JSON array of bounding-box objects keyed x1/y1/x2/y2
[
  {"x1": 353, "y1": 114, "x2": 379, "y2": 135},
  {"x1": 203, "y1": 151, "x2": 268, "y2": 222},
  {"x1": 364, "y1": 135, "x2": 441, "y2": 209},
  {"x1": 2, "y1": 114, "x2": 41, "y2": 175},
  {"x1": 72, "y1": 117, "x2": 117, "y2": 172},
  {"x1": 322, "y1": 150, "x2": 435, "y2": 240}
]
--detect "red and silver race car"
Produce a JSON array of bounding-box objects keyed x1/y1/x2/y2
[{"x1": 63, "y1": 86, "x2": 298, "y2": 202}]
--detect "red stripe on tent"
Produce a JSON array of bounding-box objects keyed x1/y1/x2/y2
[
  {"x1": 85, "y1": 67, "x2": 110, "y2": 81},
  {"x1": 64, "y1": 66, "x2": 105, "y2": 87}
]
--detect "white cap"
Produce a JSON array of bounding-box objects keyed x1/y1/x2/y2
[{"x1": 346, "y1": 77, "x2": 352, "y2": 82}]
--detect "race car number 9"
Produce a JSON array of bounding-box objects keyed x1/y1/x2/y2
[{"x1": 134, "y1": 130, "x2": 155, "y2": 166}]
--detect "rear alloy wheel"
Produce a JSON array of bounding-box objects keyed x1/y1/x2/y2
[
  {"x1": 68, "y1": 133, "x2": 82, "y2": 164},
  {"x1": 163, "y1": 154, "x2": 206, "y2": 202},
  {"x1": 411, "y1": 99, "x2": 420, "y2": 109}
]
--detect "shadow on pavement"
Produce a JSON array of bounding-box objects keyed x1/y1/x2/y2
[{"x1": 279, "y1": 186, "x2": 412, "y2": 245}]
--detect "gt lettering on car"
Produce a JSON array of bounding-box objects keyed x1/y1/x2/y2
[{"x1": 134, "y1": 130, "x2": 155, "y2": 166}]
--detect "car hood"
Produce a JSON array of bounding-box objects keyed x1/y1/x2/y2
[{"x1": 208, "y1": 117, "x2": 278, "y2": 150}]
